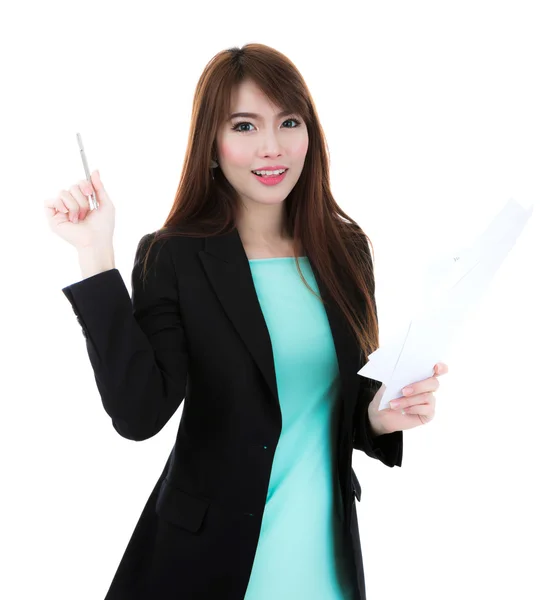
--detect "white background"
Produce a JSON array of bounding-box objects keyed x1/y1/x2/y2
[{"x1": 1, "y1": 1, "x2": 558, "y2": 598}]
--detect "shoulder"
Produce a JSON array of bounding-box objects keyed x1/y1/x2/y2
[
  {"x1": 137, "y1": 228, "x2": 205, "y2": 256},
  {"x1": 133, "y1": 230, "x2": 205, "y2": 280},
  {"x1": 340, "y1": 222, "x2": 371, "y2": 259}
]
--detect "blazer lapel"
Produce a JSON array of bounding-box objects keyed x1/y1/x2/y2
[{"x1": 198, "y1": 228, "x2": 361, "y2": 444}]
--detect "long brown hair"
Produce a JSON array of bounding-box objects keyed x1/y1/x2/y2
[{"x1": 141, "y1": 43, "x2": 379, "y2": 364}]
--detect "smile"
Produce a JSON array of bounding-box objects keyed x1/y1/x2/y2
[{"x1": 251, "y1": 169, "x2": 288, "y2": 186}]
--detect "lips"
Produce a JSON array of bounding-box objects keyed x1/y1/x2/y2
[{"x1": 252, "y1": 170, "x2": 288, "y2": 186}]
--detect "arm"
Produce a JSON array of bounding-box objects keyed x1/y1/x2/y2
[
  {"x1": 61, "y1": 233, "x2": 189, "y2": 441},
  {"x1": 351, "y1": 231, "x2": 403, "y2": 467}
]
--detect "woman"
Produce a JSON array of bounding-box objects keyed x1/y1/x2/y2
[{"x1": 45, "y1": 43, "x2": 447, "y2": 600}]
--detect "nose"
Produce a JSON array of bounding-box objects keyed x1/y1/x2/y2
[{"x1": 258, "y1": 127, "x2": 285, "y2": 157}]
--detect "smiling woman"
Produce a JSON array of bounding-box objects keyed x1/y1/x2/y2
[
  {"x1": 55, "y1": 42, "x2": 404, "y2": 600},
  {"x1": 144, "y1": 47, "x2": 380, "y2": 369},
  {"x1": 215, "y1": 80, "x2": 308, "y2": 203}
]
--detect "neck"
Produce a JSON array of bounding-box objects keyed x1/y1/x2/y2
[{"x1": 235, "y1": 202, "x2": 292, "y2": 246}]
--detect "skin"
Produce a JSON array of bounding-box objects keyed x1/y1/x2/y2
[
  {"x1": 368, "y1": 362, "x2": 449, "y2": 436},
  {"x1": 214, "y1": 78, "x2": 309, "y2": 254}
]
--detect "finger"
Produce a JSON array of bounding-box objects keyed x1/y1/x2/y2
[
  {"x1": 91, "y1": 170, "x2": 108, "y2": 206},
  {"x1": 78, "y1": 179, "x2": 94, "y2": 209},
  {"x1": 46, "y1": 196, "x2": 72, "y2": 223},
  {"x1": 435, "y1": 362, "x2": 449, "y2": 376},
  {"x1": 44, "y1": 195, "x2": 69, "y2": 213},
  {"x1": 402, "y1": 376, "x2": 440, "y2": 397},
  {"x1": 59, "y1": 190, "x2": 80, "y2": 222},
  {"x1": 69, "y1": 183, "x2": 92, "y2": 220},
  {"x1": 44, "y1": 196, "x2": 66, "y2": 215},
  {"x1": 395, "y1": 391, "x2": 434, "y2": 410},
  {"x1": 402, "y1": 398, "x2": 436, "y2": 418}
]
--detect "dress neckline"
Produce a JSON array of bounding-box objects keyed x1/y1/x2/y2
[{"x1": 248, "y1": 256, "x2": 307, "y2": 262}]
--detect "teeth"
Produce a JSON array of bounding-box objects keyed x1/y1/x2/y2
[{"x1": 253, "y1": 169, "x2": 286, "y2": 176}]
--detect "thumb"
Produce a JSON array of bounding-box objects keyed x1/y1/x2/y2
[{"x1": 91, "y1": 169, "x2": 108, "y2": 202}]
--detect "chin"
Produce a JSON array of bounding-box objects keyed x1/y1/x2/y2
[{"x1": 248, "y1": 195, "x2": 288, "y2": 206}]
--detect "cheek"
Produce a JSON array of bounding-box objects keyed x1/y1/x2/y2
[
  {"x1": 292, "y1": 136, "x2": 309, "y2": 160},
  {"x1": 219, "y1": 143, "x2": 251, "y2": 167}
]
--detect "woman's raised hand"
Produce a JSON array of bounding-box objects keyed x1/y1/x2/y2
[{"x1": 44, "y1": 169, "x2": 115, "y2": 250}]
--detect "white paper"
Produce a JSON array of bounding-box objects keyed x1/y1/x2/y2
[{"x1": 358, "y1": 198, "x2": 534, "y2": 411}]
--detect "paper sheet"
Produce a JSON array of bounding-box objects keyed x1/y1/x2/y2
[{"x1": 358, "y1": 198, "x2": 534, "y2": 411}]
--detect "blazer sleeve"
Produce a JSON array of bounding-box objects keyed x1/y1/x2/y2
[
  {"x1": 353, "y1": 378, "x2": 403, "y2": 467},
  {"x1": 61, "y1": 232, "x2": 189, "y2": 441},
  {"x1": 351, "y1": 231, "x2": 403, "y2": 467}
]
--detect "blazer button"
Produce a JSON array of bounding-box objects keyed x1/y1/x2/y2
[{"x1": 263, "y1": 445, "x2": 268, "y2": 450}]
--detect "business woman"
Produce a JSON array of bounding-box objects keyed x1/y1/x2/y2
[{"x1": 45, "y1": 43, "x2": 447, "y2": 600}]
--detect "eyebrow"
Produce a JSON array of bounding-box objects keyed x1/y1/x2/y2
[{"x1": 228, "y1": 110, "x2": 294, "y2": 120}]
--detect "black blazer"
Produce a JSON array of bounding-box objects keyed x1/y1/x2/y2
[{"x1": 62, "y1": 227, "x2": 403, "y2": 600}]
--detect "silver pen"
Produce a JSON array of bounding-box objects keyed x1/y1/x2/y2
[{"x1": 76, "y1": 132, "x2": 99, "y2": 210}]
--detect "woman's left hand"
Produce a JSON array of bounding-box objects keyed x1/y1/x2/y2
[{"x1": 367, "y1": 362, "x2": 449, "y2": 436}]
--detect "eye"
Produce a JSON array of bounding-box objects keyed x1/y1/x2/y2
[{"x1": 231, "y1": 118, "x2": 301, "y2": 133}]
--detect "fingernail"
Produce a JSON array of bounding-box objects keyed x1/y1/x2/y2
[
  {"x1": 390, "y1": 400, "x2": 400, "y2": 409},
  {"x1": 402, "y1": 387, "x2": 413, "y2": 395},
  {"x1": 72, "y1": 215, "x2": 78, "y2": 223}
]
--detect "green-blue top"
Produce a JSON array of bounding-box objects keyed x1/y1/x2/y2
[{"x1": 243, "y1": 257, "x2": 356, "y2": 600}]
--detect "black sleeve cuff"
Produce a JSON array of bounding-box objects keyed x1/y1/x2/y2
[{"x1": 353, "y1": 382, "x2": 403, "y2": 467}]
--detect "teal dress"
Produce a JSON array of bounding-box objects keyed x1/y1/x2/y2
[{"x1": 243, "y1": 257, "x2": 357, "y2": 600}]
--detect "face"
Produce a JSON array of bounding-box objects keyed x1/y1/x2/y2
[{"x1": 215, "y1": 79, "x2": 309, "y2": 209}]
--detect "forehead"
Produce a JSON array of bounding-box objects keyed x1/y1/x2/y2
[{"x1": 229, "y1": 79, "x2": 281, "y2": 113}]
